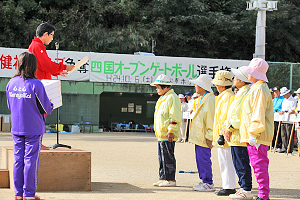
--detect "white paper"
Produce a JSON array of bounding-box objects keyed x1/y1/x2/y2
[
  {"x1": 274, "y1": 112, "x2": 280, "y2": 122},
  {"x1": 41, "y1": 80, "x2": 62, "y2": 109},
  {"x1": 182, "y1": 112, "x2": 191, "y2": 119},
  {"x1": 68, "y1": 56, "x2": 88, "y2": 74},
  {"x1": 290, "y1": 114, "x2": 298, "y2": 122}
]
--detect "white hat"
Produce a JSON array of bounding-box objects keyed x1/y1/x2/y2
[
  {"x1": 192, "y1": 93, "x2": 198, "y2": 98},
  {"x1": 280, "y1": 87, "x2": 290, "y2": 96},
  {"x1": 189, "y1": 74, "x2": 213, "y2": 93},
  {"x1": 231, "y1": 66, "x2": 252, "y2": 83},
  {"x1": 295, "y1": 88, "x2": 300, "y2": 94},
  {"x1": 150, "y1": 74, "x2": 172, "y2": 86},
  {"x1": 178, "y1": 94, "x2": 185, "y2": 98}
]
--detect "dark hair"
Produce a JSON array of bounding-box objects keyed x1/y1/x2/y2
[
  {"x1": 159, "y1": 85, "x2": 171, "y2": 90},
  {"x1": 225, "y1": 85, "x2": 232, "y2": 90},
  {"x1": 14, "y1": 52, "x2": 37, "y2": 80},
  {"x1": 36, "y1": 22, "x2": 56, "y2": 37}
]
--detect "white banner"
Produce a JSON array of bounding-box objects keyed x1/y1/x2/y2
[
  {"x1": 0, "y1": 47, "x2": 251, "y2": 86},
  {"x1": 90, "y1": 53, "x2": 250, "y2": 86},
  {"x1": 0, "y1": 47, "x2": 89, "y2": 81}
]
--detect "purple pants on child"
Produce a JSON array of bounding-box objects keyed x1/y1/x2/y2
[
  {"x1": 195, "y1": 145, "x2": 213, "y2": 185},
  {"x1": 12, "y1": 134, "x2": 42, "y2": 197},
  {"x1": 247, "y1": 143, "x2": 270, "y2": 200}
]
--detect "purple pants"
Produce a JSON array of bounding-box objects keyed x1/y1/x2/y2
[
  {"x1": 247, "y1": 144, "x2": 270, "y2": 200},
  {"x1": 12, "y1": 134, "x2": 42, "y2": 197},
  {"x1": 195, "y1": 145, "x2": 213, "y2": 185}
]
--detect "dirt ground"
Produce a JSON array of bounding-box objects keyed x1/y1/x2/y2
[{"x1": 0, "y1": 131, "x2": 300, "y2": 200}]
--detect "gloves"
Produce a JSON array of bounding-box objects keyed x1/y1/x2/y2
[{"x1": 248, "y1": 136, "x2": 257, "y2": 146}]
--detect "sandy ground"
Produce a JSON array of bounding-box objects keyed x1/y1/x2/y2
[{"x1": 0, "y1": 131, "x2": 300, "y2": 200}]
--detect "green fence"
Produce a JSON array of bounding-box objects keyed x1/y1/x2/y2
[{"x1": 267, "y1": 62, "x2": 300, "y2": 91}]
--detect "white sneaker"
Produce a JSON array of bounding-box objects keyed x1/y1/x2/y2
[
  {"x1": 158, "y1": 180, "x2": 176, "y2": 187},
  {"x1": 193, "y1": 183, "x2": 215, "y2": 192},
  {"x1": 192, "y1": 182, "x2": 203, "y2": 190},
  {"x1": 153, "y1": 180, "x2": 165, "y2": 186},
  {"x1": 229, "y1": 188, "x2": 253, "y2": 199}
]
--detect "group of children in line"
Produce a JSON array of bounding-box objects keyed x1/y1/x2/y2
[{"x1": 151, "y1": 58, "x2": 274, "y2": 200}]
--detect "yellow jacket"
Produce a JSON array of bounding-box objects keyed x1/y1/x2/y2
[
  {"x1": 240, "y1": 81, "x2": 274, "y2": 146},
  {"x1": 154, "y1": 89, "x2": 182, "y2": 141},
  {"x1": 189, "y1": 93, "x2": 215, "y2": 147},
  {"x1": 225, "y1": 85, "x2": 250, "y2": 147},
  {"x1": 213, "y1": 88, "x2": 234, "y2": 148}
]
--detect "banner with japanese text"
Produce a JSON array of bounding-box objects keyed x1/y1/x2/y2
[
  {"x1": 0, "y1": 47, "x2": 89, "y2": 81},
  {"x1": 90, "y1": 53, "x2": 250, "y2": 86},
  {"x1": 1, "y1": 47, "x2": 251, "y2": 86}
]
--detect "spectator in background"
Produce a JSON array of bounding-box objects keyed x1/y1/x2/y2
[
  {"x1": 291, "y1": 88, "x2": 300, "y2": 150},
  {"x1": 214, "y1": 90, "x2": 219, "y2": 96},
  {"x1": 185, "y1": 92, "x2": 194, "y2": 142},
  {"x1": 151, "y1": 74, "x2": 182, "y2": 187},
  {"x1": 278, "y1": 87, "x2": 297, "y2": 153},
  {"x1": 272, "y1": 86, "x2": 284, "y2": 151},
  {"x1": 192, "y1": 92, "x2": 199, "y2": 112},
  {"x1": 177, "y1": 94, "x2": 189, "y2": 142},
  {"x1": 232, "y1": 86, "x2": 239, "y2": 95},
  {"x1": 270, "y1": 88, "x2": 275, "y2": 99}
]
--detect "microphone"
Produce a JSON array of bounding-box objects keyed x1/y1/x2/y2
[{"x1": 55, "y1": 42, "x2": 59, "y2": 50}]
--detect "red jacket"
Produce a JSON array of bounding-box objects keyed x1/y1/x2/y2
[{"x1": 28, "y1": 37, "x2": 66, "y2": 80}]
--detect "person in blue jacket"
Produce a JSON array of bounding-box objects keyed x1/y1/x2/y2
[{"x1": 6, "y1": 52, "x2": 53, "y2": 200}]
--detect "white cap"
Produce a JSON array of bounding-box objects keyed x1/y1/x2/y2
[
  {"x1": 178, "y1": 94, "x2": 185, "y2": 98},
  {"x1": 192, "y1": 93, "x2": 198, "y2": 98}
]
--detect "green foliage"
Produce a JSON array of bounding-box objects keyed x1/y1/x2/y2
[{"x1": 0, "y1": 0, "x2": 300, "y2": 63}]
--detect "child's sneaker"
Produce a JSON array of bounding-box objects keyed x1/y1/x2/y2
[
  {"x1": 15, "y1": 196, "x2": 23, "y2": 200},
  {"x1": 158, "y1": 180, "x2": 176, "y2": 187},
  {"x1": 23, "y1": 196, "x2": 40, "y2": 200},
  {"x1": 153, "y1": 180, "x2": 165, "y2": 186},
  {"x1": 193, "y1": 183, "x2": 215, "y2": 192},
  {"x1": 229, "y1": 188, "x2": 253, "y2": 199}
]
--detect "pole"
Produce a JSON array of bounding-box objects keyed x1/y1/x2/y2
[
  {"x1": 55, "y1": 42, "x2": 59, "y2": 145},
  {"x1": 273, "y1": 121, "x2": 281, "y2": 152},
  {"x1": 290, "y1": 63, "x2": 293, "y2": 90},
  {"x1": 254, "y1": 1, "x2": 266, "y2": 59},
  {"x1": 287, "y1": 122, "x2": 295, "y2": 155}
]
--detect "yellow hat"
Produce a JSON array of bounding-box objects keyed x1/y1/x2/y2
[{"x1": 211, "y1": 70, "x2": 233, "y2": 86}]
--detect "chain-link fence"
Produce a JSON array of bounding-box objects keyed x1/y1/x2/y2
[{"x1": 267, "y1": 62, "x2": 300, "y2": 92}]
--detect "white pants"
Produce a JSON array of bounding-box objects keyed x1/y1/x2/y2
[
  {"x1": 218, "y1": 147, "x2": 236, "y2": 189},
  {"x1": 179, "y1": 120, "x2": 186, "y2": 140}
]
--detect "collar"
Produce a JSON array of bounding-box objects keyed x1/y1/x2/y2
[{"x1": 33, "y1": 37, "x2": 45, "y2": 45}]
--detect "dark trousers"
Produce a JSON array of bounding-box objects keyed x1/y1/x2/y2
[
  {"x1": 281, "y1": 123, "x2": 293, "y2": 152},
  {"x1": 272, "y1": 121, "x2": 282, "y2": 148},
  {"x1": 158, "y1": 141, "x2": 176, "y2": 181},
  {"x1": 231, "y1": 146, "x2": 252, "y2": 191}
]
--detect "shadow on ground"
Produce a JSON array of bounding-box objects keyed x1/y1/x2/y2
[
  {"x1": 91, "y1": 182, "x2": 154, "y2": 193},
  {"x1": 270, "y1": 188, "x2": 300, "y2": 199}
]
